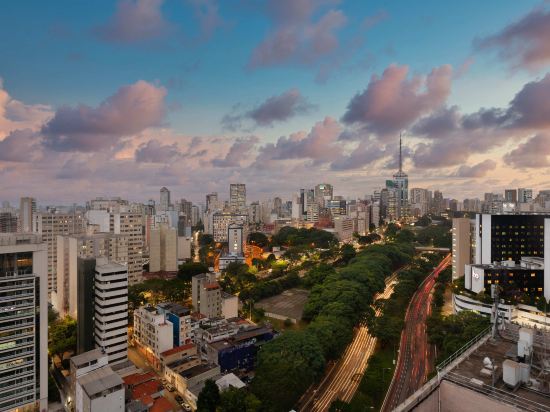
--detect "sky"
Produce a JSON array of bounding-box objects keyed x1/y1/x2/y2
[{"x1": 1, "y1": 0, "x2": 550, "y2": 205}]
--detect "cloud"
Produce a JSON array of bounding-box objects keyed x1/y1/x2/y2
[
  {"x1": 248, "y1": 0, "x2": 346, "y2": 68},
  {"x1": 0, "y1": 129, "x2": 41, "y2": 162},
  {"x1": 0, "y1": 79, "x2": 52, "y2": 138},
  {"x1": 222, "y1": 88, "x2": 315, "y2": 130},
  {"x1": 135, "y1": 139, "x2": 181, "y2": 163},
  {"x1": 94, "y1": 0, "x2": 172, "y2": 44},
  {"x1": 211, "y1": 136, "x2": 259, "y2": 167},
  {"x1": 454, "y1": 159, "x2": 496, "y2": 177},
  {"x1": 254, "y1": 116, "x2": 342, "y2": 166},
  {"x1": 504, "y1": 134, "x2": 550, "y2": 168},
  {"x1": 341, "y1": 64, "x2": 452, "y2": 136},
  {"x1": 330, "y1": 140, "x2": 385, "y2": 170},
  {"x1": 475, "y1": 6, "x2": 550, "y2": 71},
  {"x1": 362, "y1": 10, "x2": 388, "y2": 30},
  {"x1": 42, "y1": 80, "x2": 167, "y2": 152},
  {"x1": 505, "y1": 73, "x2": 550, "y2": 129}
]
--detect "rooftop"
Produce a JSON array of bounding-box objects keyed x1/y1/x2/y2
[
  {"x1": 123, "y1": 371, "x2": 156, "y2": 387},
  {"x1": 179, "y1": 363, "x2": 219, "y2": 380},
  {"x1": 161, "y1": 343, "x2": 196, "y2": 358},
  {"x1": 150, "y1": 397, "x2": 174, "y2": 412},
  {"x1": 70, "y1": 348, "x2": 105, "y2": 368},
  {"x1": 131, "y1": 379, "x2": 163, "y2": 401},
  {"x1": 78, "y1": 366, "x2": 123, "y2": 397}
]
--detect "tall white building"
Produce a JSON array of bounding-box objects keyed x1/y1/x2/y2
[
  {"x1": 410, "y1": 188, "x2": 430, "y2": 217},
  {"x1": 94, "y1": 258, "x2": 128, "y2": 365},
  {"x1": 0, "y1": 233, "x2": 48, "y2": 411},
  {"x1": 208, "y1": 212, "x2": 248, "y2": 242},
  {"x1": 227, "y1": 223, "x2": 244, "y2": 256},
  {"x1": 33, "y1": 211, "x2": 86, "y2": 293},
  {"x1": 19, "y1": 197, "x2": 36, "y2": 233},
  {"x1": 229, "y1": 184, "x2": 246, "y2": 211}
]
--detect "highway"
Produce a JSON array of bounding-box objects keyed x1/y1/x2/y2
[
  {"x1": 382, "y1": 254, "x2": 451, "y2": 412},
  {"x1": 296, "y1": 271, "x2": 400, "y2": 412}
]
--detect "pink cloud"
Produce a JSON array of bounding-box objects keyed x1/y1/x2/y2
[
  {"x1": 42, "y1": 80, "x2": 167, "y2": 152},
  {"x1": 342, "y1": 64, "x2": 452, "y2": 136}
]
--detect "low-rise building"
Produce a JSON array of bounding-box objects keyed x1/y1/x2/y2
[
  {"x1": 133, "y1": 306, "x2": 174, "y2": 369},
  {"x1": 75, "y1": 366, "x2": 124, "y2": 412}
]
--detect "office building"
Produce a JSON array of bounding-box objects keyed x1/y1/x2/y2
[
  {"x1": 452, "y1": 218, "x2": 473, "y2": 280},
  {"x1": 19, "y1": 197, "x2": 36, "y2": 233},
  {"x1": 206, "y1": 193, "x2": 220, "y2": 212},
  {"x1": 314, "y1": 184, "x2": 333, "y2": 205},
  {"x1": 149, "y1": 224, "x2": 177, "y2": 272},
  {"x1": 192, "y1": 273, "x2": 222, "y2": 318},
  {"x1": 227, "y1": 223, "x2": 244, "y2": 256},
  {"x1": 160, "y1": 187, "x2": 171, "y2": 212},
  {"x1": 94, "y1": 258, "x2": 128, "y2": 365},
  {"x1": 33, "y1": 211, "x2": 86, "y2": 293},
  {"x1": 334, "y1": 216, "x2": 354, "y2": 242},
  {"x1": 229, "y1": 184, "x2": 246, "y2": 211},
  {"x1": 209, "y1": 212, "x2": 248, "y2": 242},
  {"x1": 156, "y1": 303, "x2": 193, "y2": 347},
  {"x1": 0, "y1": 233, "x2": 48, "y2": 411},
  {"x1": 86, "y1": 197, "x2": 128, "y2": 213},
  {"x1": 410, "y1": 188, "x2": 430, "y2": 217}
]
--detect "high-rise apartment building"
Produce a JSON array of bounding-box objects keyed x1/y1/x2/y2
[
  {"x1": 87, "y1": 211, "x2": 144, "y2": 285},
  {"x1": 19, "y1": 197, "x2": 36, "y2": 233},
  {"x1": 149, "y1": 224, "x2": 177, "y2": 272},
  {"x1": 160, "y1": 187, "x2": 171, "y2": 212},
  {"x1": 33, "y1": 211, "x2": 86, "y2": 293},
  {"x1": 94, "y1": 258, "x2": 128, "y2": 365},
  {"x1": 227, "y1": 223, "x2": 244, "y2": 256},
  {"x1": 504, "y1": 189, "x2": 518, "y2": 203},
  {"x1": 410, "y1": 188, "x2": 430, "y2": 217},
  {"x1": 206, "y1": 192, "x2": 219, "y2": 212},
  {"x1": 0, "y1": 233, "x2": 48, "y2": 411},
  {"x1": 518, "y1": 188, "x2": 533, "y2": 203},
  {"x1": 54, "y1": 232, "x2": 129, "y2": 318},
  {"x1": 209, "y1": 212, "x2": 248, "y2": 242},
  {"x1": 229, "y1": 184, "x2": 246, "y2": 211},
  {"x1": 314, "y1": 184, "x2": 333, "y2": 205},
  {"x1": 0, "y1": 212, "x2": 17, "y2": 233}
]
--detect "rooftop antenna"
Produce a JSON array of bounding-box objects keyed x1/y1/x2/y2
[{"x1": 399, "y1": 132, "x2": 403, "y2": 173}]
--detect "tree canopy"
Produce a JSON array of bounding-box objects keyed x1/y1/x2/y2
[{"x1": 197, "y1": 379, "x2": 220, "y2": 412}]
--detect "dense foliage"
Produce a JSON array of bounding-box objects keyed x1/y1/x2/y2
[
  {"x1": 251, "y1": 237, "x2": 416, "y2": 411},
  {"x1": 219, "y1": 387, "x2": 261, "y2": 412},
  {"x1": 49, "y1": 316, "x2": 77, "y2": 357},
  {"x1": 248, "y1": 232, "x2": 269, "y2": 248},
  {"x1": 128, "y1": 278, "x2": 190, "y2": 311},
  {"x1": 271, "y1": 227, "x2": 337, "y2": 249},
  {"x1": 178, "y1": 262, "x2": 209, "y2": 281},
  {"x1": 197, "y1": 379, "x2": 221, "y2": 412},
  {"x1": 415, "y1": 225, "x2": 452, "y2": 248}
]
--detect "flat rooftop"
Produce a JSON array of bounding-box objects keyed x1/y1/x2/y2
[
  {"x1": 255, "y1": 288, "x2": 310, "y2": 321},
  {"x1": 78, "y1": 366, "x2": 123, "y2": 397},
  {"x1": 179, "y1": 363, "x2": 218, "y2": 379},
  {"x1": 70, "y1": 349, "x2": 105, "y2": 368},
  {"x1": 444, "y1": 325, "x2": 550, "y2": 411}
]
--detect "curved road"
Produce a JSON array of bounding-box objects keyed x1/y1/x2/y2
[
  {"x1": 382, "y1": 254, "x2": 451, "y2": 412},
  {"x1": 296, "y1": 272, "x2": 400, "y2": 412}
]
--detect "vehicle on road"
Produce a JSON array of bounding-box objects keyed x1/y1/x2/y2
[{"x1": 166, "y1": 383, "x2": 175, "y2": 392}]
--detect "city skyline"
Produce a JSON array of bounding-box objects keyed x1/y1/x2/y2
[{"x1": 2, "y1": 1, "x2": 550, "y2": 203}]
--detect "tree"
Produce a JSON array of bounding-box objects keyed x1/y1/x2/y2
[
  {"x1": 197, "y1": 379, "x2": 220, "y2": 412},
  {"x1": 178, "y1": 262, "x2": 209, "y2": 281},
  {"x1": 339, "y1": 244, "x2": 356, "y2": 264},
  {"x1": 49, "y1": 316, "x2": 77, "y2": 357},
  {"x1": 219, "y1": 387, "x2": 261, "y2": 412},
  {"x1": 384, "y1": 223, "x2": 400, "y2": 239},
  {"x1": 199, "y1": 233, "x2": 215, "y2": 247},
  {"x1": 248, "y1": 232, "x2": 269, "y2": 248},
  {"x1": 252, "y1": 331, "x2": 325, "y2": 411}
]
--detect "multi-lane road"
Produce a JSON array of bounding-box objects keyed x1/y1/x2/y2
[
  {"x1": 296, "y1": 272, "x2": 400, "y2": 412},
  {"x1": 382, "y1": 254, "x2": 451, "y2": 412}
]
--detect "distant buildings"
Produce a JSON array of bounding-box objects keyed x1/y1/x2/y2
[
  {"x1": 229, "y1": 184, "x2": 246, "y2": 211},
  {"x1": 0, "y1": 233, "x2": 48, "y2": 411},
  {"x1": 150, "y1": 224, "x2": 177, "y2": 272},
  {"x1": 160, "y1": 187, "x2": 171, "y2": 212},
  {"x1": 19, "y1": 197, "x2": 36, "y2": 233}
]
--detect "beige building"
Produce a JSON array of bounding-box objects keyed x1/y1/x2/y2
[
  {"x1": 150, "y1": 224, "x2": 177, "y2": 272},
  {"x1": 192, "y1": 273, "x2": 222, "y2": 318},
  {"x1": 452, "y1": 218, "x2": 473, "y2": 280},
  {"x1": 87, "y1": 210, "x2": 144, "y2": 284},
  {"x1": 54, "y1": 232, "x2": 128, "y2": 318},
  {"x1": 33, "y1": 212, "x2": 86, "y2": 293},
  {"x1": 334, "y1": 216, "x2": 354, "y2": 242}
]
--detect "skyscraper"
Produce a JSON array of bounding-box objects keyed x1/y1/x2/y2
[
  {"x1": 19, "y1": 197, "x2": 36, "y2": 233},
  {"x1": 0, "y1": 233, "x2": 48, "y2": 411},
  {"x1": 504, "y1": 189, "x2": 517, "y2": 203},
  {"x1": 160, "y1": 187, "x2": 171, "y2": 212},
  {"x1": 230, "y1": 183, "x2": 246, "y2": 211},
  {"x1": 518, "y1": 188, "x2": 533, "y2": 203}
]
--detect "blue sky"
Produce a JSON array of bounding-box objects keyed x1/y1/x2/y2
[{"x1": 1, "y1": 0, "x2": 549, "y2": 203}]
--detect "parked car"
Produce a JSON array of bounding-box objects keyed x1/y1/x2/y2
[
  {"x1": 175, "y1": 395, "x2": 183, "y2": 403},
  {"x1": 165, "y1": 383, "x2": 175, "y2": 392},
  {"x1": 182, "y1": 404, "x2": 192, "y2": 411}
]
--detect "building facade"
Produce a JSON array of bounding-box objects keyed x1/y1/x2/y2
[{"x1": 0, "y1": 233, "x2": 48, "y2": 411}]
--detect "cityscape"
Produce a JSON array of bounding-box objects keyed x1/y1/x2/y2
[{"x1": 2, "y1": 1, "x2": 550, "y2": 412}]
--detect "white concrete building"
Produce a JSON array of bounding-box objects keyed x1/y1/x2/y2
[
  {"x1": 177, "y1": 236, "x2": 192, "y2": 263},
  {"x1": 133, "y1": 306, "x2": 174, "y2": 367},
  {"x1": 0, "y1": 234, "x2": 48, "y2": 411},
  {"x1": 94, "y1": 258, "x2": 128, "y2": 365},
  {"x1": 75, "y1": 365, "x2": 124, "y2": 412},
  {"x1": 334, "y1": 216, "x2": 354, "y2": 242}
]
